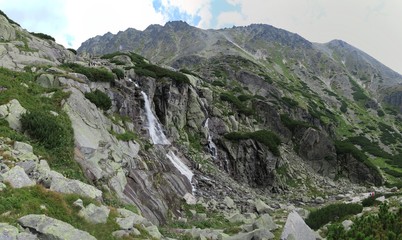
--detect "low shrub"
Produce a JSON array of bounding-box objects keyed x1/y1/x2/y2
[
  {"x1": 67, "y1": 48, "x2": 77, "y2": 55},
  {"x1": 237, "y1": 94, "x2": 253, "y2": 102},
  {"x1": 326, "y1": 203, "x2": 402, "y2": 240},
  {"x1": 211, "y1": 80, "x2": 226, "y2": 87},
  {"x1": 133, "y1": 67, "x2": 157, "y2": 79},
  {"x1": 0, "y1": 10, "x2": 20, "y2": 26},
  {"x1": 30, "y1": 32, "x2": 55, "y2": 41},
  {"x1": 224, "y1": 130, "x2": 281, "y2": 156},
  {"x1": 281, "y1": 97, "x2": 299, "y2": 107},
  {"x1": 280, "y1": 114, "x2": 313, "y2": 133},
  {"x1": 361, "y1": 195, "x2": 381, "y2": 207},
  {"x1": 112, "y1": 68, "x2": 124, "y2": 79},
  {"x1": 140, "y1": 64, "x2": 189, "y2": 84},
  {"x1": 21, "y1": 110, "x2": 72, "y2": 150},
  {"x1": 305, "y1": 203, "x2": 363, "y2": 230},
  {"x1": 340, "y1": 100, "x2": 348, "y2": 113},
  {"x1": 85, "y1": 89, "x2": 112, "y2": 111},
  {"x1": 220, "y1": 92, "x2": 254, "y2": 116},
  {"x1": 61, "y1": 63, "x2": 114, "y2": 82}
]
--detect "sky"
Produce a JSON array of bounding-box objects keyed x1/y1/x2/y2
[{"x1": 1, "y1": 0, "x2": 401, "y2": 74}]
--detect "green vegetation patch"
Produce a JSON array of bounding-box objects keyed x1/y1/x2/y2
[
  {"x1": 0, "y1": 10, "x2": 20, "y2": 26},
  {"x1": 224, "y1": 130, "x2": 281, "y2": 156},
  {"x1": 21, "y1": 110, "x2": 72, "y2": 150},
  {"x1": 112, "y1": 68, "x2": 124, "y2": 79},
  {"x1": 220, "y1": 92, "x2": 254, "y2": 116},
  {"x1": 162, "y1": 202, "x2": 242, "y2": 239},
  {"x1": 334, "y1": 140, "x2": 378, "y2": 172},
  {"x1": 136, "y1": 63, "x2": 189, "y2": 84},
  {"x1": 0, "y1": 67, "x2": 85, "y2": 181},
  {"x1": 84, "y1": 89, "x2": 112, "y2": 111},
  {"x1": 280, "y1": 114, "x2": 314, "y2": 133},
  {"x1": 349, "y1": 77, "x2": 370, "y2": 103},
  {"x1": 0, "y1": 185, "x2": 121, "y2": 240},
  {"x1": 30, "y1": 32, "x2": 55, "y2": 41},
  {"x1": 306, "y1": 203, "x2": 363, "y2": 230},
  {"x1": 115, "y1": 131, "x2": 137, "y2": 142},
  {"x1": 61, "y1": 63, "x2": 114, "y2": 82},
  {"x1": 326, "y1": 203, "x2": 402, "y2": 240}
]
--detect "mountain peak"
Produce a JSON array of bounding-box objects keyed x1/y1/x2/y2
[{"x1": 164, "y1": 20, "x2": 192, "y2": 30}]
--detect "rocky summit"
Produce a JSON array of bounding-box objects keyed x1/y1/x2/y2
[{"x1": 1, "y1": 10, "x2": 402, "y2": 240}]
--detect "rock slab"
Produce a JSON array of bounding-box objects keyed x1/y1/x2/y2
[
  {"x1": 18, "y1": 214, "x2": 96, "y2": 240},
  {"x1": 281, "y1": 211, "x2": 319, "y2": 240}
]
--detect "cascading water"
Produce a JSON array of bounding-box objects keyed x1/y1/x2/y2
[
  {"x1": 204, "y1": 118, "x2": 218, "y2": 159},
  {"x1": 166, "y1": 150, "x2": 195, "y2": 192},
  {"x1": 141, "y1": 91, "x2": 170, "y2": 145}
]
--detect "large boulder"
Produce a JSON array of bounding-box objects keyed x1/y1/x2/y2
[
  {"x1": 36, "y1": 74, "x2": 60, "y2": 88},
  {"x1": 78, "y1": 203, "x2": 110, "y2": 224},
  {"x1": 0, "y1": 222, "x2": 38, "y2": 240},
  {"x1": 18, "y1": 214, "x2": 96, "y2": 240},
  {"x1": 281, "y1": 211, "x2": 319, "y2": 240},
  {"x1": 2, "y1": 166, "x2": 35, "y2": 188},
  {"x1": 0, "y1": 99, "x2": 26, "y2": 131},
  {"x1": 36, "y1": 160, "x2": 102, "y2": 199}
]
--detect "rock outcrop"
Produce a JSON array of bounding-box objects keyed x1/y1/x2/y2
[
  {"x1": 18, "y1": 215, "x2": 96, "y2": 240},
  {"x1": 0, "y1": 99, "x2": 26, "y2": 131}
]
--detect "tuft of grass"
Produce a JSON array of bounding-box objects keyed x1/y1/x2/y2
[{"x1": 115, "y1": 131, "x2": 137, "y2": 142}]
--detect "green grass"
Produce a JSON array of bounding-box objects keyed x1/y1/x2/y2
[
  {"x1": 162, "y1": 202, "x2": 242, "y2": 239},
  {"x1": 115, "y1": 131, "x2": 137, "y2": 142},
  {"x1": 0, "y1": 67, "x2": 85, "y2": 181},
  {"x1": 0, "y1": 185, "x2": 123, "y2": 240}
]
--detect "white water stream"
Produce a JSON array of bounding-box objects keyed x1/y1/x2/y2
[
  {"x1": 141, "y1": 90, "x2": 195, "y2": 192},
  {"x1": 204, "y1": 118, "x2": 217, "y2": 159},
  {"x1": 141, "y1": 91, "x2": 170, "y2": 145},
  {"x1": 166, "y1": 150, "x2": 195, "y2": 192}
]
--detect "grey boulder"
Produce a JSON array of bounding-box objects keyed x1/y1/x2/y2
[{"x1": 18, "y1": 214, "x2": 96, "y2": 240}]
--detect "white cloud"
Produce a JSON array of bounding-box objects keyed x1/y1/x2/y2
[
  {"x1": 158, "y1": 0, "x2": 212, "y2": 28},
  {"x1": 62, "y1": 0, "x2": 165, "y2": 48}
]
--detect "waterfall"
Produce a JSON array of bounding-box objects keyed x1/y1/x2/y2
[
  {"x1": 166, "y1": 150, "x2": 195, "y2": 192},
  {"x1": 204, "y1": 118, "x2": 218, "y2": 159},
  {"x1": 141, "y1": 91, "x2": 170, "y2": 145}
]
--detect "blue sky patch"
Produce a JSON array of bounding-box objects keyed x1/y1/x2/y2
[
  {"x1": 152, "y1": 0, "x2": 201, "y2": 26},
  {"x1": 210, "y1": 0, "x2": 241, "y2": 28}
]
